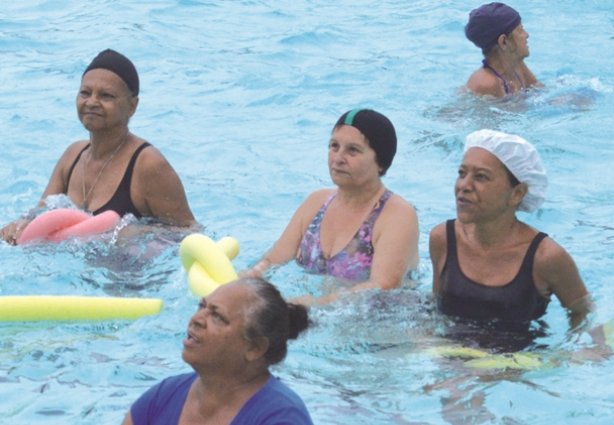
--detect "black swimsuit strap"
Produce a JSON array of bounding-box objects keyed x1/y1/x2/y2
[
  {"x1": 445, "y1": 219, "x2": 548, "y2": 283},
  {"x1": 519, "y1": 232, "x2": 548, "y2": 276},
  {"x1": 91, "y1": 142, "x2": 151, "y2": 217},
  {"x1": 65, "y1": 143, "x2": 91, "y2": 191},
  {"x1": 445, "y1": 219, "x2": 458, "y2": 263}
]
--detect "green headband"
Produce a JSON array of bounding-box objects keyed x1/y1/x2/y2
[{"x1": 343, "y1": 108, "x2": 362, "y2": 126}]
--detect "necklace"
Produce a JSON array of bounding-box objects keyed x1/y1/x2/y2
[{"x1": 81, "y1": 136, "x2": 128, "y2": 211}]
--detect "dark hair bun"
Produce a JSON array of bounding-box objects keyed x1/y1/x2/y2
[{"x1": 287, "y1": 303, "x2": 310, "y2": 339}]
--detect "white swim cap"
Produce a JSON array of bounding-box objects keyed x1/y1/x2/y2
[{"x1": 464, "y1": 129, "x2": 548, "y2": 212}]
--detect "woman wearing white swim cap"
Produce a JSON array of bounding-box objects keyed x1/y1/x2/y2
[{"x1": 430, "y1": 129, "x2": 592, "y2": 334}]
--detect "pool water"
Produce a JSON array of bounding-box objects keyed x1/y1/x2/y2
[{"x1": 1, "y1": 1, "x2": 613, "y2": 424}]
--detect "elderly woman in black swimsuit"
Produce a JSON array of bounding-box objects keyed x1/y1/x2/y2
[
  {"x1": 1, "y1": 49, "x2": 195, "y2": 243},
  {"x1": 464, "y1": 2, "x2": 540, "y2": 97}
]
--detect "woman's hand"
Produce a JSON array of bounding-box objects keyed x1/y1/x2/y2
[{"x1": 0, "y1": 218, "x2": 30, "y2": 245}]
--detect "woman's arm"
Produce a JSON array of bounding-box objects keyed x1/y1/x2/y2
[
  {"x1": 1, "y1": 142, "x2": 85, "y2": 244},
  {"x1": 133, "y1": 146, "x2": 195, "y2": 227},
  {"x1": 429, "y1": 222, "x2": 447, "y2": 296},
  {"x1": 248, "y1": 190, "x2": 332, "y2": 277},
  {"x1": 368, "y1": 196, "x2": 419, "y2": 289},
  {"x1": 40, "y1": 141, "x2": 88, "y2": 200},
  {"x1": 534, "y1": 238, "x2": 592, "y2": 329}
]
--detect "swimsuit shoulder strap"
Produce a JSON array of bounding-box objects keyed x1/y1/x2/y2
[
  {"x1": 518, "y1": 231, "x2": 548, "y2": 276},
  {"x1": 65, "y1": 143, "x2": 91, "y2": 190},
  {"x1": 92, "y1": 142, "x2": 151, "y2": 217},
  {"x1": 363, "y1": 189, "x2": 393, "y2": 227},
  {"x1": 445, "y1": 218, "x2": 458, "y2": 263},
  {"x1": 122, "y1": 142, "x2": 151, "y2": 185},
  {"x1": 482, "y1": 59, "x2": 510, "y2": 94},
  {"x1": 323, "y1": 191, "x2": 336, "y2": 208}
]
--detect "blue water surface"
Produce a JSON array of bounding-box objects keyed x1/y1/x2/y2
[{"x1": 1, "y1": 1, "x2": 613, "y2": 424}]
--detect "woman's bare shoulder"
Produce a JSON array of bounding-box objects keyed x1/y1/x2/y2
[
  {"x1": 466, "y1": 68, "x2": 502, "y2": 97},
  {"x1": 54, "y1": 140, "x2": 90, "y2": 169},
  {"x1": 387, "y1": 192, "x2": 416, "y2": 209},
  {"x1": 130, "y1": 141, "x2": 178, "y2": 179},
  {"x1": 62, "y1": 140, "x2": 89, "y2": 156},
  {"x1": 429, "y1": 222, "x2": 448, "y2": 247},
  {"x1": 382, "y1": 193, "x2": 418, "y2": 221},
  {"x1": 304, "y1": 188, "x2": 335, "y2": 204}
]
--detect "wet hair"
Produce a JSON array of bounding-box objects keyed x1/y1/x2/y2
[
  {"x1": 241, "y1": 278, "x2": 310, "y2": 365},
  {"x1": 333, "y1": 108, "x2": 397, "y2": 176}
]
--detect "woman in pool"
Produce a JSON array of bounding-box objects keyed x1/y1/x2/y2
[
  {"x1": 429, "y1": 129, "x2": 592, "y2": 344},
  {"x1": 428, "y1": 129, "x2": 606, "y2": 424},
  {"x1": 1, "y1": 49, "x2": 195, "y2": 244},
  {"x1": 247, "y1": 109, "x2": 419, "y2": 305},
  {"x1": 121, "y1": 277, "x2": 314, "y2": 425},
  {"x1": 464, "y1": 2, "x2": 540, "y2": 97}
]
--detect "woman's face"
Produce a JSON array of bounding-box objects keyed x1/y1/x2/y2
[
  {"x1": 506, "y1": 24, "x2": 530, "y2": 59},
  {"x1": 182, "y1": 282, "x2": 255, "y2": 373},
  {"x1": 76, "y1": 69, "x2": 137, "y2": 132},
  {"x1": 328, "y1": 125, "x2": 380, "y2": 188},
  {"x1": 455, "y1": 148, "x2": 523, "y2": 223}
]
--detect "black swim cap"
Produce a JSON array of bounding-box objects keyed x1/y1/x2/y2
[
  {"x1": 465, "y1": 2, "x2": 521, "y2": 52},
  {"x1": 83, "y1": 49, "x2": 139, "y2": 96},
  {"x1": 334, "y1": 109, "x2": 397, "y2": 176}
]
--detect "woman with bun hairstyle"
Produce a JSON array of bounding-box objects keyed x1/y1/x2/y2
[{"x1": 122, "y1": 277, "x2": 314, "y2": 425}]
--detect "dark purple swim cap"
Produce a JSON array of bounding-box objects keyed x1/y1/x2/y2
[
  {"x1": 465, "y1": 2, "x2": 521, "y2": 51},
  {"x1": 83, "y1": 49, "x2": 139, "y2": 96},
  {"x1": 334, "y1": 109, "x2": 397, "y2": 176}
]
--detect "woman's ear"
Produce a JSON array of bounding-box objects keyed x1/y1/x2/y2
[
  {"x1": 497, "y1": 33, "x2": 508, "y2": 50},
  {"x1": 511, "y1": 182, "x2": 528, "y2": 208},
  {"x1": 128, "y1": 96, "x2": 139, "y2": 118},
  {"x1": 245, "y1": 336, "x2": 270, "y2": 362}
]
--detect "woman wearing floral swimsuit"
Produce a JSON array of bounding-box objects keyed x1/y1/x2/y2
[{"x1": 247, "y1": 109, "x2": 419, "y2": 306}]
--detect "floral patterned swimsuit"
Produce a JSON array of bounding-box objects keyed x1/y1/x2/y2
[{"x1": 295, "y1": 190, "x2": 392, "y2": 281}]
